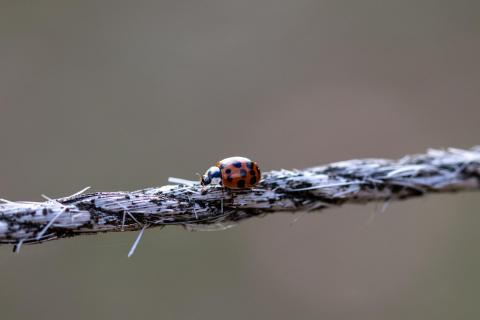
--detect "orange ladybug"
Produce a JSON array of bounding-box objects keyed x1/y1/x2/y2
[{"x1": 201, "y1": 156, "x2": 261, "y2": 189}]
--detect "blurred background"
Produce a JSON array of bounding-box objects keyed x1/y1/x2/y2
[{"x1": 1, "y1": 0, "x2": 480, "y2": 319}]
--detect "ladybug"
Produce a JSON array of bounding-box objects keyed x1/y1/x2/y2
[{"x1": 201, "y1": 156, "x2": 261, "y2": 189}]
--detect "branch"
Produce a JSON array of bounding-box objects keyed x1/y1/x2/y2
[{"x1": 1, "y1": 147, "x2": 480, "y2": 252}]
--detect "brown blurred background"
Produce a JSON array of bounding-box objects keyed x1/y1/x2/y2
[{"x1": 1, "y1": 0, "x2": 480, "y2": 319}]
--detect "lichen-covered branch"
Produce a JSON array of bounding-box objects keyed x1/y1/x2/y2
[{"x1": 1, "y1": 147, "x2": 480, "y2": 249}]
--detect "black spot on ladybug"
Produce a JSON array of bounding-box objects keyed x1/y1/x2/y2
[
  {"x1": 227, "y1": 176, "x2": 233, "y2": 182},
  {"x1": 249, "y1": 169, "x2": 256, "y2": 175},
  {"x1": 250, "y1": 176, "x2": 257, "y2": 185},
  {"x1": 232, "y1": 161, "x2": 242, "y2": 168},
  {"x1": 240, "y1": 169, "x2": 247, "y2": 177},
  {"x1": 225, "y1": 168, "x2": 232, "y2": 174},
  {"x1": 237, "y1": 180, "x2": 246, "y2": 188},
  {"x1": 246, "y1": 162, "x2": 253, "y2": 169}
]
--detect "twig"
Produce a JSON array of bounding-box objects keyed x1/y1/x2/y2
[
  {"x1": 127, "y1": 224, "x2": 150, "y2": 258},
  {"x1": 0, "y1": 147, "x2": 479, "y2": 250}
]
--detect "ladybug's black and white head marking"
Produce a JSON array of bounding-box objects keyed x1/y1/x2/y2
[{"x1": 200, "y1": 166, "x2": 222, "y2": 187}]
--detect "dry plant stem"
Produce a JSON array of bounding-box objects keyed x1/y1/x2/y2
[{"x1": 1, "y1": 147, "x2": 480, "y2": 248}]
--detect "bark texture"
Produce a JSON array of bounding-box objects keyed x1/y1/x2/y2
[{"x1": 1, "y1": 147, "x2": 479, "y2": 248}]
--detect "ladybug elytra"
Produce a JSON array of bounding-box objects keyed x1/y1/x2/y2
[{"x1": 200, "y1": 156, "x2": 261, "y2": 189}]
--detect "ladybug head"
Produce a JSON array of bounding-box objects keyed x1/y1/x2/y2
[{"x1": 200, "y1": 166, "x2": 221, "y2": 187}]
